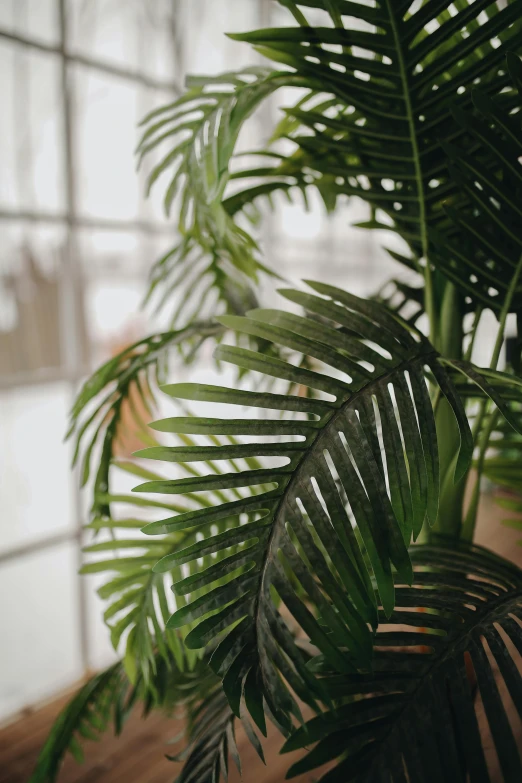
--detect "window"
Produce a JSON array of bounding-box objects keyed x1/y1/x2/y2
[{"x1": 0, "y1": 0, "x2": 400, "y2": 722}]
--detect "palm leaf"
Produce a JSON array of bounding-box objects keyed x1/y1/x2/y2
[
  {"x1": 431, "y1": 52, "x2": 522, "y2": 312},
  {"x1": 28, "y1": 663, "x2": 133, "y2": 783},
  {"x1": 281, "y1": 542, "x2": 522, "y2": 783},
  {"x1": 137, "y1": 3, "x2": 522, "y2": 334},
  {"x1": 231, "y1": 0, "x2": 522, "y2": 269},
  {"x1": 29, "y1": 654, "x2": 224, "y2": 783},
  {"x1": 374, "y1": 277, "x2": 425, "y2": 326},
  {"x1": 81, "y1": 489, "x2": 188, "y2": 682},
  {"x1": 172, "y1": 681, "x2": 265, "y2": 783},
  {"x1": 453, "y1": 366, "x2": 522, "y2": 405},
  {"x1": 67, "y1": 323, "x2": 221, "y2": 524},
  {"x1": 441, "y1": 360, "x2": 522, "y2": 433},
  {"x1": 81, "y1": 433, "x2": 266, "y2": 683},
  {"x1": 133, "y1": 281, "x2": 521, "y2": 732},
  {"x1": 138, "y1": 67, "x2": 310, "y2": 325}
]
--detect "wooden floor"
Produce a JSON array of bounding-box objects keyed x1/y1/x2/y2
[
  {"x1": 0, "y1": 691, "x2": 315, "y2": 783},
  {"x1": 2, "y1": 493, "x2": 521, "y2": 783}
]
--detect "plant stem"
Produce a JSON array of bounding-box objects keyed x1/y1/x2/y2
[
  {"x1": 462, "y1": 254, "x2": 522, "y2": 540},
  {"x1": 431, "y1": 283, "x2": 465, "y2": 539},
  {"x1": 462, "y1": 408, "x2": 500, "y2": 540},
  {"x1": 464, "y1": 306, "x2": 483, "y2": 362}
]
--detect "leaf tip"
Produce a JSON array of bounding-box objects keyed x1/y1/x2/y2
[
  {"x1": 216, "y1": 314, "x2": 244, "y2": 330},
  {"x1": 132, "y1": 482, "x2": 149, "y2": 493}
]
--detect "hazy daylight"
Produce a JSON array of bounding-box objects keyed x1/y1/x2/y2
[{"x1": 1, "y1": 2, "x2": 522, "y2": 782}]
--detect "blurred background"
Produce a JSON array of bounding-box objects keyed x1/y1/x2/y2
[
  {"x1": 0, "y1": 0, "x2": 505, "y2": 741},
  {"x1": 0, "y1": 0, "x2": 403, "y2": 729}
]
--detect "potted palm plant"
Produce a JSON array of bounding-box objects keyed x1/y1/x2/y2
[{"x1": 32, "y1": 2, "x2": 522, "y2": 781}]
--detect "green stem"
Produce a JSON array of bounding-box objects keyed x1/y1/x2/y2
[
  {"x1": 462, "y1": 408, "x2": 500, "y2": 541},
  {"x1": 462, "y1": 254, "x2": 522, "y2": 540},
  {"x1": 431, "y1": 283, "x2": 465, "y2": 539},
  {"x1": 282, "y1": 0, "x2": 308, "y2": 25},
  {"x1": 463, "y1": 306, "x2": 483, "y2": 362}
]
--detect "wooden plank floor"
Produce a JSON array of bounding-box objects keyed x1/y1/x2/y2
[
  {"x1": 2, "y1": 493, "x2": 521, "y2": 783},
  {"x1": 0, "y1": 692, "x2": 315, "y2": 783}
]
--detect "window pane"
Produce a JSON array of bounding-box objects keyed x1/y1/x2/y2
[
  {"x1": 138, "y1": 1, "x2": 181, "y2": 81},
  {"x1": 0, "y1": 542, "x2": 83, "y2": 721},
  {"x1": 77, "y1": 228, "x2": 147, "y2": 278},
  {"x1": 76, "y1": 229, "x2": 172, "y2": 366},
  {"x1": 0, "y1": 0, "x2": 59, "y2": 46},
  {"x1": 73, "y1": 73, "x2": 179, "y2": 225},
  {"x1": 0, "y1": 382, "x2": 75, "y2": 555},
  {"x1": 73, "y1": 67, "x2": 141, "y2": 221},
  {"x1": 85, "y1": 275, "x2": 145, "y2": 358},
  {"x1": 67, "y1": 0, "x2": 179, "y2": 82},
  {"x1": 179, "y1": 0, "x2": 263, "y2": 74},
  {"x1": 0, "y1": 42, "x2": 64, "y2": 213},
  {"x1": 67, "y1": 0, "x2": 140, "y2": 74},
  {"x1": 137, "y1": 87, "x2": 180, "y2": 224}
]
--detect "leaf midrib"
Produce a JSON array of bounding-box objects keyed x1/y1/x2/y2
[
  {"x1": 384, "y1": 0, "x2": 432, "y2": 327},
  {"x1": 252, "y1": 348, "x2": 437, "y2": 655}
]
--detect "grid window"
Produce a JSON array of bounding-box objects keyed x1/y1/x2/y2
[{"x1": 0, "y1": 0, "x2": 406, "y2": 723}]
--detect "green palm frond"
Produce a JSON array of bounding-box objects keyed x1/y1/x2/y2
[
  {"x1": 138, "y1": 66, "x2": 292, "y2": 230},
  {"x1": 133, "y1": 281, "x2": 521, "y2": 732},
  {"x1": 443, "y1": 361, "x2": 522, "y2": 413},
  {"x1": 173, "y1": 681, "x2": 265, "y2": 783},
  {"x1": 374, "y1": 277, "x2": 425, "y2": 325},
  {"x1": 29, "y1": 654, "x2": 220, "y2": 783},
  {"x1": 451, "y1": 364, "x2": 522, "y2": 406},
  {"x1": 28, "y1": 663, "x2": 133, "y2": 783},
  {"x1": 281, "y1": 542, "x2": 522, "y2": 783},
  {"x1": 81, "y1": 434, "x2": 266, "y2": 683},
  {"x1": 137, "y1": 2, "x2": 521, "y2": 334},
  {"x1": 67, "y1": 323, "x2": 222, "y2": 524},
  {"x1": 431, "y1": 52, "x2": 522, "y2": 312},
  {"x1": 172, "y1": 685, "x2": 237, "y2": 783},
  {"x1": 232, "y1": 1, "x2": 522, "y2": 266},
  {"x1": 141, "y1": 235, "x2": 259, "y2": 329},
  {"x1": 138, "y1": 67, "x2": 311, "y2": 325},
  {"x1": 81, "y1": 476, "x2": 189, "y2": 682}
]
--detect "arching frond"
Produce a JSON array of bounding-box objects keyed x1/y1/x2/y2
[
  {"x1": 173, "y1": 682, "x2": 265, "y2": 783},
  {"x1": 136, "y1": 3, "x2": 522, "y2": 331},
  {"x1": 138, "y1": 67, "x2": 311, "y2": 325},
  {"x1": 67, "y1": 323, "x2": 222, "y2": 524},
  {"x1": 281, "y1": 542, "x2": 522, "y2": 783},
  {"x1": 134, "y1": 281, "x2": 521, "y2": 732},
  {"x1": 81, "y1": 431, "x2": 269, "y2": 683},
  {"x1": 374, "y1": 277, "x2": 425, "y2": 326},
  {"x1": 431, "y1": 52, "x2": 522, "y2": 313},
  {"x1": 451, "y1": 364, "x2": 522, "y2": 407},
  {"x1": 29, "y1": 663, "x2": 133, "y2": 783},
  {"x1": 28, "y1": 654, "x2": 223, "y2": 783},
  {"x1": 232, "y1": 0, "x2": 522, "y2": 268}
]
